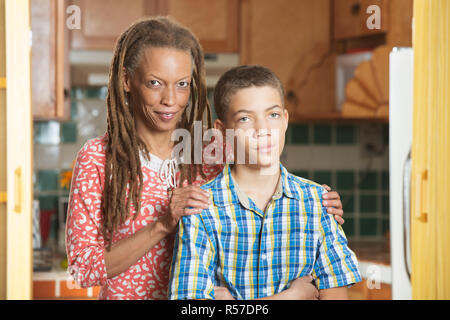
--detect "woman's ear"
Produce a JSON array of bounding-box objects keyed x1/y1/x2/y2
[
  {"x1": 123, "y1": 67, "x2": 131, "y2": 92},
  {"x1": 214, "y1": 118, "x2": 226, "y2": 135}
]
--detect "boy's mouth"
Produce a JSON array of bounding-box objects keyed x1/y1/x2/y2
[{"x1": 256, "y1": 144, "x2": 273, "y2": 153}]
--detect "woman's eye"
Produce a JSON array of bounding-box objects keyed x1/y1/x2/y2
[
  {"x1": 178, "y1": 81, "x2": 190, "y2": 88},
  {"x1": 149, "y1": 80, "x2": 161, "y2": 87}
]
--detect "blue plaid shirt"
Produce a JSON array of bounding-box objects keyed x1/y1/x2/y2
[{"x1": 168, "y1": 164, "x2": 361, "y2": 300}]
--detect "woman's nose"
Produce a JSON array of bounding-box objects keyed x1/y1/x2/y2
[{"x1": 161, "y1": 86, "x2": 176, "y2": 106}]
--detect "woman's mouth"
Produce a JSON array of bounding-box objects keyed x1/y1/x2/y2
[{"x1": 154, "y1": 111, "x2": 177, "y2": 122}]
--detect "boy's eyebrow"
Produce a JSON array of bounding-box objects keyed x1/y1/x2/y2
[{"x1": 233, "y1": 104, "x2": 282, "y2": 116}]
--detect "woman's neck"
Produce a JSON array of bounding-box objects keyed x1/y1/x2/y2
[{"x1": 135, "y1": 119, "x2": 174, "y2": 160}]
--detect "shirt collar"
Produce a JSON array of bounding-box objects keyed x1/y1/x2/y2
[{"x1": 212, "y1": 163, "x2": 300, "y2": 208}]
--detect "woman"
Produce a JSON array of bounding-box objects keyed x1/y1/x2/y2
[{"x1": 66, "y1": 16, "x2": 345, "y2": 300}]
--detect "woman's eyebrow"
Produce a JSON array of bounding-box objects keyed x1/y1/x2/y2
[{"x1": 147, "y1": 73, "x2": 191, "y2": 83}]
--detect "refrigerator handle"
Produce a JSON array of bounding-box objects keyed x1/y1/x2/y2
[{"x1": 403, "y1": 149, "x2": 412, "y2": 280}]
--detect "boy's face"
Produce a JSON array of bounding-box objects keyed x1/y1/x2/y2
[{"x1": 215, "y1": 85, "x2": 289, "y2": 169}]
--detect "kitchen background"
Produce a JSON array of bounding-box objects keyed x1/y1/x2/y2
[
  {"x1": 4, "y1": 0, "x2": 449, "y2": 301},
  {"x1": 31, "y1": 0, "x2": 399, "y2": 300}
]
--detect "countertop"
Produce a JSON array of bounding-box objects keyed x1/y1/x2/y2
[
  {"x1": 348, "y1": 239, "x2": 392, "y2": 284},
  {"x1": 349, "y1": 239, "x2": 391, "y2": 266}
]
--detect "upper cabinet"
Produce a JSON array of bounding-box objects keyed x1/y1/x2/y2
[
  {"x1": 32, "y1": 0, "x2": 70, "y2": 120},
  {"x1": 334, "y1": 0, "x2": 388, "y2": 40},
  {"x1": 70, "y1": 0, "x2": 167, "y2": 50},
  {"x1": 69, "y1": 0, "x2": 240, "y2": 53},
  {"x1": 239, "y1": 0, "x2": 412, "y2": 122},
  {"x1": 167, "y1": 0, "x2": 239, "y2": 53},
  {"x1": 240, "y1": 0, "x2": 337, "y2": 122}
]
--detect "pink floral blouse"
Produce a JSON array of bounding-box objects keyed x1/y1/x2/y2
[{"x1": 66, "y1": 134, "x2": 223, "y2": 299}]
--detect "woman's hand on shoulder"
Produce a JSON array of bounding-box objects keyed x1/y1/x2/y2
[
  {"x1": 321, "y1": 184, "x2": 345, "y2": 225},
  {"x1": 158, "y1": 185, "x2": 211, "y2": 234}
]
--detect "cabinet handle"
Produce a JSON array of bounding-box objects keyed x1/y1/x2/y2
[
  {"x1": 14, "y1": 167, "x2": 22, "y2": 213},
  {"x1": 415, "y1": 169, "x2": 428, "y2": 222}
]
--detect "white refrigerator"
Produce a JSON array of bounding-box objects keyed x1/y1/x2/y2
[{"x1": 389, "y1": 47, "x2": 413, "y2": 299}]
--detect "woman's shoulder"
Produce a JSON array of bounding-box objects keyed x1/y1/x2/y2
[{"x1": 76, "y1": 133, "x2": 108, "y2": 164}]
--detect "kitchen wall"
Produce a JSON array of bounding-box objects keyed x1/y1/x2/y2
[
  {"x1": 33, "y1": 85, "x2": 389, "y2": 248},
  {"x1": 282, "y1": 122, "x2": 389, "y2": 242},
  {"x1": 33, "y1": 86, "x2": 107, "y2": 248}
]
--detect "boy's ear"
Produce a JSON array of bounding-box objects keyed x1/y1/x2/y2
[
  {"x1": 283, "y1": 108, "x2": 289, "y2": 132},
  {"x1": 123, "y1": 67, "x2": 131, "y2": 92}
]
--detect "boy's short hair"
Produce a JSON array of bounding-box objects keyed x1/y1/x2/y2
[{"x1": 213, "y1": 65, "x2": 285, "y2": 121}]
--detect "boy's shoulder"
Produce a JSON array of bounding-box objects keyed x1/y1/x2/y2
[
  {"x1": 286, "y1": 170, "x2": 326, "y2": 194},
  {"x1": 199, "y1": 165, "x2": 227, "y2": 191}
]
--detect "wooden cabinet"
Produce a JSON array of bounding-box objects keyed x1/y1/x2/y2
[
  {"x1": 31, "y1": 0, "x2": 70, "y2": 120},
  {"x1": 70, "y1": 0, "x2": 167, "y2": 50},
  {"x1": 411, "y1": 0, "x2": 450, "y2": 299},
  {"x1": 167, "y1": 0, "x2": 240, "y2": 53},
  {"x1": 69, "y1": 0, "x2": 239, "y2": 53},
  {"x1": 241, "y1": 0, "x2": 336, "y2": 122},
  {"x1": 334, "y1": 0, "x2": 388, "y2": 40}
]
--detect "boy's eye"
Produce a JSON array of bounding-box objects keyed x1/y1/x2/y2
[
  {"x1": 269, "y1": 112, "x2": 280, "y2": 118},
  {"x1": 238, "y1": 116, "x2": 250, "y2": 123}
]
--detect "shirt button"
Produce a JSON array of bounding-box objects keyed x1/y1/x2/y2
[{"x1": 261, "y1": 253, "x2": 267, "y2": 260}]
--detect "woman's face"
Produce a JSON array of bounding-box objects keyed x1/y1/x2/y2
[{"x1": 124, "y1": 47, "x2": 192, "y2": 133}]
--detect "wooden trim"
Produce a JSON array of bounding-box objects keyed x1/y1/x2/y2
[
  {"x1": 5, "y1": 0, "x2": 33, "y2": 299},
  {"x1": 55, "y1": 0, "x2": 65, "y2": 118},
  {"x1": 0, "y1": 0, "x2": 6, "y2": 300}
]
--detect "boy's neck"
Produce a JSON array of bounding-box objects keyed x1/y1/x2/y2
[{"x1": 230, "y1": 162, "x2": 281, "y2": 211}]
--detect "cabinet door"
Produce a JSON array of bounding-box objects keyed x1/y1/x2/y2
[
  {"x1": 334, "y1": 0, "x2": 388, "y2": 40},
  {"x1": 167, "y1": 0, "x2": 239, "y2": 53},
  {"x1": 241, "y1": 0, "x2": 336, "y2": 121},
  {"x1": 70, "y1": 0, "x2": 167, "y2": 50},
  {"x1": 5, "y1": 0, "x2": 33, "y2": 299},
  {"x1": 411, "y1": 0, "x2": 450, "y2": 299},
  {"x1": 31, "y1": 0, "x2": 70, "y2": 120}
]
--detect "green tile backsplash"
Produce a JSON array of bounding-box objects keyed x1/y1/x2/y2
[
  {"x1": 283, "y1": 122, "x2": 388, "y2": 240},
  {"x1": 36, "y1": 170, "x2": 59, "y2": 192},
  {"x1": 291, "y1": 124, "x2": 309, "y2": 144},
  {"x1": 342, "y1": 217, "x2": 355, "y2": 237},
  {"x1": 336, "y1": 125, "x2": 356, "y2": 144},
  {"x1": 336, "y1": 171, "x2": 355, "y2": 190},
  {"x1": 292, "y1": 170, "x2": 310, "y2": 180},
  {"x1": 60, "y1": 122, "x2": 77, "y2": 143},
  {"x1": 313, "y1": 170, "x2": 332, "y2": 186},
  {"x1": 38, "y1": 195, "x2": 59, "y2": 211},
  {"x1": 360, "y1": 218, "x2": 378, "y2": 236},
  {"x1": 313, "y1": 124, "x2": 332, "y2": 144},
  {"x1": 359, "y1": 171, "x2": 378, "y2": 190},
  {"x1": 341, "y1": 193, "x2": 355, "y2": 213},
  {"x1": 360, "y1": 194, "x2": 378, "y2": 214}
]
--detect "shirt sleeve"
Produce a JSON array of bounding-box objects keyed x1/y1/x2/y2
[
  {"x1": 65, "y1": 147, "x2": 108, "y2": 288},
  {"x1": 168, "y1": 211, "x2": 216, "y2": 300},
  {"x1": 313, "y1": 187, "x2": 362, "y2": 290}
]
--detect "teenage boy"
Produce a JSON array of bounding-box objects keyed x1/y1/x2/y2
[{"x1": 168, "y1": 65, "x2": 361, "y2": 300}]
